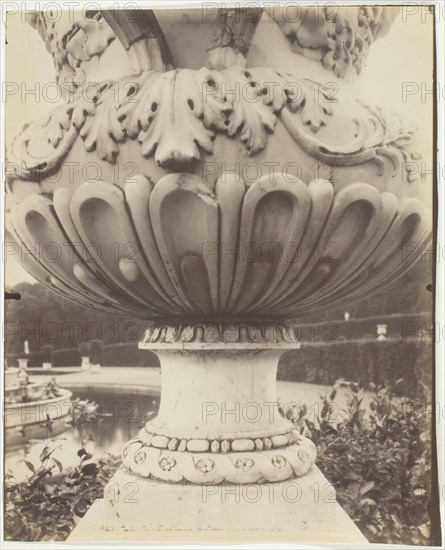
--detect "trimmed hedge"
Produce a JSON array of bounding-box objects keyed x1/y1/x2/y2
[
  {"x1": 49, "y1": 343, "x2": 159, "y2": 368},
  {"x1": 6, "y1": 336, "x2": 432, "y2": 398},
  {"x1": 51, "y1": 348, "x2": 81, "y2": 367},
  {"x1": 5, "y1": 352, "x2": 45, "y2": 368},
  {"x1": 294, "y1": 312, "x2": 431, "y2": 343},
  {"x1": 100, "y1": 343, "x2": 159, "y2": 367},
  {"x1": 278, "y1": 337, "x2": 432, "y2": 398}
]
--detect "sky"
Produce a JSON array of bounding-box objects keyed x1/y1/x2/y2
[{"x1": 4, "y1": 8, "x2": 434, "y2": 287}]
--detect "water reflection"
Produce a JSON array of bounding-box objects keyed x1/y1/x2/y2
[{"x1": 5, "y1": 389, "x2": 160, "y2": 482}]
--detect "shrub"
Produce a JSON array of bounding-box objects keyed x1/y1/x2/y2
[
  {"x1": 5, "y1": 383, "x2": 433, "y2": 543},
  {"x1": 77, "y1": 342, "x2": 90, "y2": 356},
  {"x1": 4, "y1": 400, "x2": 120, "y2": 541},
  {"x1": 278, "y1": 338, "x2": 432, "y2": 398},
  {"x1": 5, "y1": 352, "x2": 45, "y2": 368},
  {"x1": 101, "y1": 343, "x2": 159, "y2": 367},
  {"x1": 280, "y1": 383, "x2": 434, "y2": 545},
  {"x1": 51, "y1": 344, "x2": 159, "y2": 368},
  {"x1": 40, "y1": 345, "x2": 55, "y2": 363},
  {"x1": 51, "y1": 348, "x2": 81, "y2": 368},
  {"x1": 88, "y1": 339, "x2": 104, "y2": 365},
  {"x1": 295, "y1": 313, "x2": 431, "y2": 343}
]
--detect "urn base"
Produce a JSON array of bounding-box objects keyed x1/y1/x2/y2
[
  {"x1": 122, "y1": 322, "x2": 316, "y2": 484},
  {"x1": 68, "y1": 465, "x2": 367, "y2": 543}
]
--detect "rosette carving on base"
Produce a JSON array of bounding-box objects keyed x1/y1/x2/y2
[{"x1": 122, "y1": 433, "x2": 316, "y2": 484}]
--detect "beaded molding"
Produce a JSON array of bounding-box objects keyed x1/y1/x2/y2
[
  {"x1": 122, "y1": 430, "x2": 316, "y2": 484},
  {"x1": 136, "y1": 427, "x2": 302, "y2": 453}
]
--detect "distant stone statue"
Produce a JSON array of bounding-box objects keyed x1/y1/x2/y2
[
  {"x1": 344, "y1": 312, "x2": 350, "y2": 321},
  {"x1": 24, "y1": 340, "x2": 29, "y2": 355},
  {"x1": 17, "y1": 367, "x2": 29, "y2": 386}
]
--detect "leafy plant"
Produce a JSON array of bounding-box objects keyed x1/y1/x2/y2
[
  {"x1": 51, "y1": 343, "x2": 159, "y2": 368},
  {"x1": 4, "y1": 400, "x2": 120, "y2": 541},
  {"x1": 5, "y1": 384, "x2": 433, "y2": 544},
  {"x1": 280, "y1": 383, "x2": 433, "y2": 545}
]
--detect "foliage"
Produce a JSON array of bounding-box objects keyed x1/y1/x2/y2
[
  {"x1": 4, "y1": 383, "x2": 434, "y2": 543},
  {"x1": 279, "y1": 382, "x2": 434, "y2": 545},
  {"x1": 40, "y1": 344, "x2": 55, "y2": 362},
  {"x1": 50, "y1": 343, "x2": 159, "y2": 368},
  {"x1": 302, "y1": 260, "x2": 432, "y2": 322},
  {"x1": 99, "y1": 342, "x2": 159, "y2": 367},
  {"x1": 294, "y1": 312, "x2": 431, "y2": 342},
  {"x1": 5, "y1": 282, "x2": 148, "y2": 354},
  {"x1": 52, "y1": 347, "x2": 81, "y2": 367},
  {"x1": 88, "y1": 339, "x2": 104, "y2": 365},
  {"x1": 6, "y1": 351, "x2": 45, "y2": 369},
  {"x1": 278, "y1": 337, "x2": 433, "y2": 398},
  {"x1": 76, "y1": 339, "x2": 105, "y2": 364},
  {"x1": 77, "y1": 342, "x2": 90, "y2": 356},
  {"x1": 4, "y1": 400, "x2": 120, "y2": 541}
]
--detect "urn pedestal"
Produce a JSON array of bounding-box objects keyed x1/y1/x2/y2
[
  {"x1": 80, "y1": 357, "x2": 91, "y2": 371},
  {"x1": 122, "y1": 323, "x2": 316, "y2": 484},
  {"x1": 69, "y1": 322, "x2": 367, "y2": 541},
  {"x1": 17, "y1": 359, "x2": 29, "y2": 370},
  {"x1": 6, "y1": 6, "x2": 432, "y2": 543}
]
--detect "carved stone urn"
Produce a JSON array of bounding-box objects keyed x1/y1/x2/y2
[{"x1": 6, "y1": 6, "x2": 431, "y2": 538}]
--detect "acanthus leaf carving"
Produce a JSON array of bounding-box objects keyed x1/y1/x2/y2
[
  {"x1": 75, "y1": 82, "x2": 126, "y2": 163},
  {"x1": 9, "y1": 66, "x2": 421, "y2": 184},
  {"x1": 42, "y1": 104, "x2": 73, "y2": 148},
  {"x1": 215, "y1": 67, "x2": 279, "y2": 154},
  {"x1": 284, "y1": 77, "x2": 334, "y2": 131},
  {"x1": 359, "y1": 101, "x2": 421, "y2": 181},
  {"x1": 119, "y1": 70, "x2": 215, "y2": 166}
]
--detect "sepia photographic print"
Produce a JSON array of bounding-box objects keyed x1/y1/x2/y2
[{"x1": 1, "y1": 1, "x2": 443, "y2": 547}]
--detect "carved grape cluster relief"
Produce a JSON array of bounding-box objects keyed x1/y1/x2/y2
[
  {"x1": 27, "y1": 11, "x2": 116, "y2": 94},
  {"x1": 274, "y1": 6, "x2": 399, "y2": 77}
]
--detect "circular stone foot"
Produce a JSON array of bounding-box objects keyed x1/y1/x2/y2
[{"x1": 122, "y1": 429, "x2": 316, "y2": 484}]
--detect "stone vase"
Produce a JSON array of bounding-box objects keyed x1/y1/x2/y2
[
  {"x1": 6, "y1": 6, "x2": 432, "y2": 539},
  {"x1": 81, "y1": 356, "x2": 91, "y2": 371},
  {"x1": 377, "y1": 323, "x2": 388, "y2": 340},
  {"x1": 17, "y1": 358, "x2": 29, "y2": 370}
]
